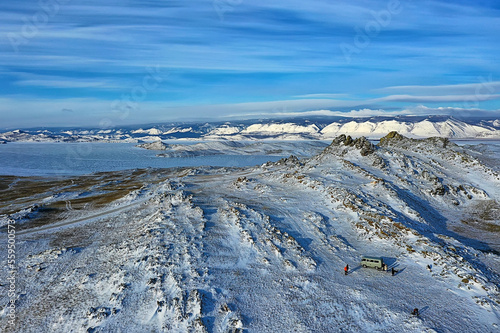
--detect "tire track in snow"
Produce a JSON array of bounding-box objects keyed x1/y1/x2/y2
[{"x1": 16, "y1": 196, "x2": 151, "y2": 236}]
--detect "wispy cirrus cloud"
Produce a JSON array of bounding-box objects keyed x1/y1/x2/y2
[
  {"x1": 374, "y1": 80, "x2": 500, "y2": 96},
  {"x1": 374, "y1": 94, "x2": 500, "y2": 103},
  {"x1": 224, "y1": 106, "x2": 500, "y2": 121},
  {"x1": 12, "y1": 73, "x2": 130, "y2": 90},
  {"x1": 293, "y1": 93, "x2": 351, "y2": 99}
]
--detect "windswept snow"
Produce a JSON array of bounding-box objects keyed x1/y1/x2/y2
[{"x1": 1, "y1": 134, "x2": 499, "y2": 332}]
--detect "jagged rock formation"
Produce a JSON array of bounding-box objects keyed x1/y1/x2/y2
[
  {"x1": 136, "y1": 140, "x2": 168, "y2": 150},
  {"x1": 319, "y1": 134, "x2": 376, "y2": 158},
  {"x1": 379, "y1": 131, "x2": 454, "y2": 149},
  {"x1": 330, "y1": 134, "x2": 376, "y2": 156},
  {"x1": 267, "y1": 155, "x2": 303, "y2": 167}
]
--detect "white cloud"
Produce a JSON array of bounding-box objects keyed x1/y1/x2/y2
[
  {"x1": 225, "y1": 108, "x2": 398, "y2": 119},
  {"x1": 375, "y1": 94, "x2": 500, "y2": 103},
  {"x1": 293, "y1": 93, "x2": 350, "y2": 99},
  {"x1": 13, "y1": 73, "x2": 126, "y2": 89},
  {"x1": 374, "y1": 80, "x2": 500, "y2": 96}
]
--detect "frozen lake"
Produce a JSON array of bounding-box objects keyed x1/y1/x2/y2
[
  {"x1": 0, "y1": 142, "x2": 286, "y2": 176},
  {"x1": 0, "y1": 140, "x2": 499, "y2": 176}
]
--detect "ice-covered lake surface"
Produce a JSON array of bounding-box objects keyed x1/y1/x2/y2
[
  {"x1": 0, "y1": 142, "x2": 294, "y2": 176},
  {"x1": 0, "y1": 140, "x2": 499, "y2": 176}
]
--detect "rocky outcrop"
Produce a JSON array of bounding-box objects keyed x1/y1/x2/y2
[
  {"x1": 328, "y1": 134, "x2": 376, "y2": 156},
  {"x1": 272, "y1": 155, "x2": 302, "y2": 167},
  {"x1": 136, "y1": 141, "x2": 168, "y2": 150},
  {"x1": 378, "y1": 131, "x2": 404, "y2": 146},
  {"x1": 378, "y1": 131, "x2": 455, "y2": 150}
]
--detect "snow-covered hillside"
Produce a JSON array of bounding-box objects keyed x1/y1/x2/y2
[
  {"x1": 321, "y1": 118, "x2": 495, "y2": 139},
  {"x1": 204, "y1": 117, "x2": 500, "y2": 140},
  {"x1": 1, "y1": 133, "x2": 499, "y2": 332},
  {"x1": 153, "y1": 141, "x2": 328, "y2": 158}
]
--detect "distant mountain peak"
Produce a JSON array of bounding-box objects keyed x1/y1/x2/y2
[{"x1": 1, "y1": 115, "x2": 500, "y2": 142}]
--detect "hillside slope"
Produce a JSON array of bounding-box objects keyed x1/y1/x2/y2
[{"x1": 1, "y1": 133, "x2": 499, "y2": 332}]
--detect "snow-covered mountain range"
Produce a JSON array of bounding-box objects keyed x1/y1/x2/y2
[
  {"x1": 1, "y1": 116, "x2": 500, "y2": 142},
  {"x1": 1, "y1": 132, "x2": 499, "y2": 332}
]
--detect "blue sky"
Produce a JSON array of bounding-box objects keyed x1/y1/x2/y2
[{"x1": 1, "y1": 0, "x2": 500, "y2": 128}]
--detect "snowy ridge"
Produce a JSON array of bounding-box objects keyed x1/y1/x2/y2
[
  {"x1": 153, "y1": 141, "x2": 328, "y2": 158},
  {"x1": 1, "y1": 116, "x2": 500, "y2": 143},
  {"x1": 241, "y1": 123, "x2": 320, "y2": 135},
  {"x1": 132, "y1": 128, "x2": 163, "y2": 135},
  {"x1": 1, "y1": 134, "x2": 500, "y2": 332},
  {"x1": 319, "y1": 118, "x2": 490, "y2": 138},
  {"x1": 210, "y1": 118, "x2": 498, "y2": 140},
  {"x1": 205, "y1": 117, "x2": 500, "y2": 140}
]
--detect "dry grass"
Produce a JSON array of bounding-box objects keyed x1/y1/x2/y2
[{"x1": 1, "y1": 168, "x2": 173, "y2": 231}]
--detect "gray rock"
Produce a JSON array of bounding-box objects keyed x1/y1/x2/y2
[{"x1": 136, "y1": 141, "x2": 168, "y2": 150}]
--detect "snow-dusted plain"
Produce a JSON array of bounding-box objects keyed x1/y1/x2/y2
[{"x1": 1, "y1": 133, "x2": 500, "y2": 332}]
